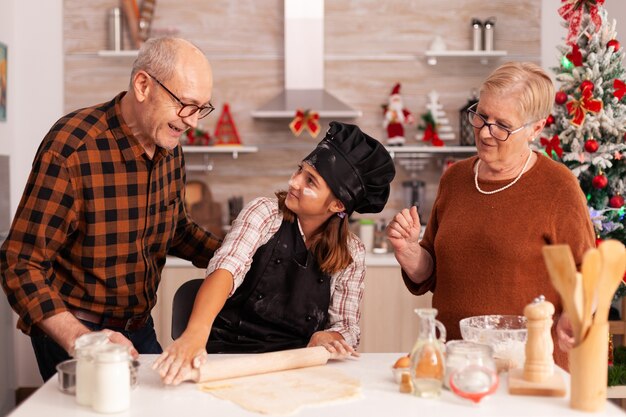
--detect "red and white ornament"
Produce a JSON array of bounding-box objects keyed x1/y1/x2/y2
[
  {"x1": 584, "y1": 139, "x2": 599, "y2": 153},
  {"x1": 555, "y1": 91, "x2": 568, "y2": 105},
  {"x1": 609, "y1": 195, "x2": 625, "y2": 208},
  {"x1": 545, "y1": 114, "x2": 555, "y2": 127},
  {"x1": 592, "y1": 174, "x2": 608, "y2": 189},
  {"x1": 580, "y1": 80, "x2": 595, "y2": 92},
  {"x1": 607, "y1": 39, "x2": 621, "y2": 51}
]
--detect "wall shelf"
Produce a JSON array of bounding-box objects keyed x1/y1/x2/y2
[
  {"x1": 182, "y1": 145, "x2": 258, "y2": 159},
  {"x1": 385, "y1": 145, "x2": 476, "y2": 159},
  {"x1": 424, "y1": 50, "x2": 508, "y2": 65}
]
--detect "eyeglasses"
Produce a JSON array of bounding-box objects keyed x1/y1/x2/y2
[
  {"x1": 466, "y1": 102, "x2": 531, "y2": 142},
  {"x1": 147, "y1": 73, "x2": 215, "y2": 119}
]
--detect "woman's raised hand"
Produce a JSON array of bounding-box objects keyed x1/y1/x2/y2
[{"x1": 386, "y1": 206, "x2": 422, "y2": 254}]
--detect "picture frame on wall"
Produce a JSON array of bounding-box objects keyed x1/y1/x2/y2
[{"x1": 0, "y1": 43, "x2": 6, "y2": 122}]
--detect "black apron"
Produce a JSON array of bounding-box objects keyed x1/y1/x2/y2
[{"x1": 207, "y1": 219, "x2": 331, "y2": 353}]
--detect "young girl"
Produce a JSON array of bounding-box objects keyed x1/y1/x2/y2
[{"x1": 154, "y1": 122, "x2": 395, "y2": 385}]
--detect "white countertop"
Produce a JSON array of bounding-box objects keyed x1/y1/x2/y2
[
  {"x1": 165, "y1": 253, "x2": 399, "y2": 268},
  {"x1": 9, "y1": 353, "x2": 625, "y2": 417}
]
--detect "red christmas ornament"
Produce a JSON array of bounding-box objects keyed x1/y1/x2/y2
[
  {"x1": 584, "y1": 139, "x2": 599, "y2": 153},
  {"x1": 580, "y1": 80, "x2": 594, "y2": 93},
  {"x1": 545, "y1": 114, "x2": 555, "y2": 127},
  {"x1": 607, "y1": 39, "x2": 621, "y2": 51},
  {"x1": 592, "y1": 174, "x2": 608, "y2": 189},
  {"x1": 596, "y1": 237, "x2": 603, "y2": 247},
  {"x1": 609, "y1": 195, "x2": 625, "y2": 208},
  {"x1": 555, "y1": 91, "x2": 568, "y2": 105}
]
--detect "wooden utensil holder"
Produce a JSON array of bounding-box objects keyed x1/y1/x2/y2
[{"x1": 569, "y1": 321, "x2": 608, "y2": 412}]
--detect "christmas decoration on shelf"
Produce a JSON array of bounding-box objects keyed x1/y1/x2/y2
[
  {"x1": 289, "y1": 109, "x2": 321, "y2": 138},
  {"x1": 213, "y1": 103, "x2": 241, "y2": 145},
  {"x1": 541, "y1": 1, "x2": 626, "y2": 300},
  {"x1": 382, "y1": 83, "x2": 415, "y2": 146},
  {"x1": 182, "y1": 127, "x2": 211, "y2": 146},
  {"x1": 416, "y1": 90, "x2": 454, "y2": 147}
]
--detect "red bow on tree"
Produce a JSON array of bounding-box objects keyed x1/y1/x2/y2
[
  {"x1": 289, "y1": 109, "x2": 321, "y2": 138},
  {"x1": 422, "y1": 124, "x2": 444, "y2": 147},
  {"x1": 541, "y1": 135, "x2": 564, "y2": 159},
  {"x1": 566, "y1": 44, "x2": 583, "y2": 67},
  {"x1": 566, "y1": 86, "x2": 603, "y2": 126},
  {"x1": 614, "y1": 79, "x2": 626, "y2": 101},
  {"x1": 558, "y1": 0, "x2": 605, "y2": 46}
]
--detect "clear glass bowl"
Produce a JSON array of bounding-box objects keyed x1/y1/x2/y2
[{"x1": 459, "y1": 315, "x2": 527, "y2": 372}]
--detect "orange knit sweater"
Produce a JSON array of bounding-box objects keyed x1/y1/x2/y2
[{"x1": 403, "y1": 152, "x2": 595, "y2": 368}]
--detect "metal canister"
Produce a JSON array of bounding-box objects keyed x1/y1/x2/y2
[
  {"x1": 108, "y1": 7, "x2": 123, "y2": 51},
  {"x1": 471, "y1": 18, "x2": 483, "y2": 51},
  {"x1": 484, "y1": 17, "x2": 496, "y2": 51}
]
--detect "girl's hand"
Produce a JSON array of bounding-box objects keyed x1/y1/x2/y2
[{"x1": 152, "y1": 330, "x2": 208, "y2": 385}]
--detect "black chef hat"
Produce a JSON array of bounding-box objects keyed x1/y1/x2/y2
[{"x1": 303, "y1": 121, "x2": 395, "y2": 214}]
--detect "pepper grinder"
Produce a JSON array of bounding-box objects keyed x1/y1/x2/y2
[{"x1": 508, "y1": 295, "x2": 566, "y2": 396}]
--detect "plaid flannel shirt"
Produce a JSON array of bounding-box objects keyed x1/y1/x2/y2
[{"x1": 0, "y1": 92, "x2": 221, "y2": 334}]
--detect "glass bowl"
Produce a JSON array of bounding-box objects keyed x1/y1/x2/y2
[
  {"x1": 56, "y1": 359, "x2": 77, "y2": 395},
  {"x1": 459, "y1": 315, "x2": 527, "y2": 372}
]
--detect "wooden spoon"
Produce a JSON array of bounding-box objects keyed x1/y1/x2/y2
[
  {"x1": 594, "y1": 240, "x2": 626, "y2": 326},
  {"x1": 580, "y1": 248, "x2": 601, "y2": 341},
  {"x1": 542, "y1": 245, "x2": 582, "y2": 341}
]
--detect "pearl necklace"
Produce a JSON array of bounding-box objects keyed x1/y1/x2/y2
[{"x1": 474, "y1": 150, "x2": 533, "y2": 195}]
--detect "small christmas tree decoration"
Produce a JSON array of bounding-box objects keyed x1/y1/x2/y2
[
  {"x1": 382, "y1": 83, "x2": 414, "y2": 146},
  {"x1": 607, "y1": 39, "x2": 621, "y2": 51},
  {"x1": 416, "y1": 90, "x2": 453, "y2": 146},
  {"x1": 545, "y1": 114, "x2": 555, "y2": 127},
  {"x1": 183, "y1": 127, "x2": 211, "y2": 146},
  {"x1": 592, "y1": 174, "x2": 608, "y2": 189},
  {"x1": 566, "y1": 86, "x2": 603, "y2": 126},
  {"x1": 610, "y1": 195, "x2": 625, "y2": 209},
  {"x1": 555, "y1": 91, "x2": 568, "y2": 105},
  {"x1": 289, "y1": 109, "x2": 321, "y2": 138},
  {"x1": 213, "y1": 103, "x2": 241, "y2": 145},
  {"x1": 584, "y1": 139, "x2": 599, "y2": 153}
]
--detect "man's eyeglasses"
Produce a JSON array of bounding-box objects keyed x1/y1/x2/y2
[
  {"x1": 466, "y1": 102, "x2": 531, "y2": 142},
  {"x1": 147, "y1": 73, "x2": 215, "y2": 119}
]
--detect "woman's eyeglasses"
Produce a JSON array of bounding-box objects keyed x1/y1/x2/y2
[{"x1": 466, "y1": 102, "x2": 532, "y2": 142}]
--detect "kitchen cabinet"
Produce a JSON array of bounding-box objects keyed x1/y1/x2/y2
[
  {"x1": 154, "y1": 257, "x2": 427, "y2": 353},
  {"x1": 182, "y1": 146, "x2": 258, "y2": 172}
]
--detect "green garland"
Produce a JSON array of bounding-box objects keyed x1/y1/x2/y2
[{"x1": 608, "y1": 346, "x2": 626, "y2": 386}]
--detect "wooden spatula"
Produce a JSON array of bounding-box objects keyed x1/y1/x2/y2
[
  {"x1": 594, "y1": 240, "x2": 626, "y2": 327},
  {"x1": 580, "y1": 248, "x2": 601, "y2": 341},
  {"x1": 542, "y1": 245, "x2": 582, "y2": 342}
]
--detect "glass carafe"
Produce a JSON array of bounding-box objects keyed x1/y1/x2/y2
[{"x1": 409, "y1": 308, "x2": 446, "y2": 398}]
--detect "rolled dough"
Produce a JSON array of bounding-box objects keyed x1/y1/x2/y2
[{"x1": 198, "y1": 365, "x2": 361, "y2": 415}]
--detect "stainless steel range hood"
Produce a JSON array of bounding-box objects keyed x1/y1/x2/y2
[{"x1": 251, "y1": 0, "x2": 362, "y2": 119}]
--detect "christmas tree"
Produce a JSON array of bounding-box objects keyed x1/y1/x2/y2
[{"x1": 540, "y1": 0, "x2": 626, "y2": 297}]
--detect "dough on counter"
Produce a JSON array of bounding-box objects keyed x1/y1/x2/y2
[{"x1": 198, "y1": 365, "x2": 361, "y2": 415}]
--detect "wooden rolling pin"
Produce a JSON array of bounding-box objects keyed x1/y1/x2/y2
[{"x1": 190, "y1": 346, "x2": 334, "y2": 383}]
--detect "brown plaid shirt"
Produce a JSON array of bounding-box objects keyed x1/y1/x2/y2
[{"x1": 0, "y1": 92, "x2": 221, "y2": 334}]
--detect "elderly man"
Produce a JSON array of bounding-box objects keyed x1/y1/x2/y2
[{"x1": 0, "y1": 37, "x2": 221, "y2": 381}]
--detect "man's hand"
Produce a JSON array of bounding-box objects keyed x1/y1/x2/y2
[{"x1": 556, "y1": 313, "x2": 576, "y2": 352}]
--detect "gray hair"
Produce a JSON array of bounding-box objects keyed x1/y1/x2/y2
[
  {"x1": 130, "y1": 37, "x2": 182, "y2": 85},
  {"x1": 480, "y1": 61, "x2": 555, "y2": 122}
]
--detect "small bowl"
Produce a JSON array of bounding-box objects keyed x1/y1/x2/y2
[
  {"x1": 459, "y1": 315, "x2": 527, "y2": 372},
  {"x1": 391, "y1": 366, "x2": 410, "y2": 384},
  {"x1": 56, "y1": 359, "x2": 77, "y2": 395}
]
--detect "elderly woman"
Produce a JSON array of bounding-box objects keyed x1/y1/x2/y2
[{"x1": 386, "y1": 62, "x2": 594, "y2": 367}]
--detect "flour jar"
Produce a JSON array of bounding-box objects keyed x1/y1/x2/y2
[
  {"x1": 92, "y1": 344, "x2": 131, "y2": 413},
  {"x1": 74, "y1": 332, "x2": 109, "y2": 406}
]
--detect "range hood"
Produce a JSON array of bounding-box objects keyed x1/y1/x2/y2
[{"x1": 251, "y1": 0, "x2": 362, "y2": 119}]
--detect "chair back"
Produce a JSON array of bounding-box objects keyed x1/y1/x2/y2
[{"x1": 171, "y1": 278, "x2": 204, "y2": 340}]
